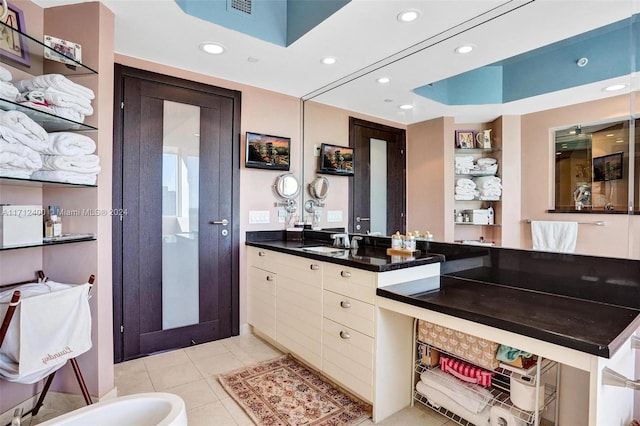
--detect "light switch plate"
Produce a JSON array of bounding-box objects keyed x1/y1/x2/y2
[
  {"x1": 249, "y1": 210, "x2": 270, "y2": 224},
  {"x1": 327, "y1": 210, "x2": 342, "y2": 222},
  {"x1": 278, "y1": 209, "x2": 287, "y2": 223},
  {"x1": 314, "y1": 144, "x2": 321, "y2": 157}
]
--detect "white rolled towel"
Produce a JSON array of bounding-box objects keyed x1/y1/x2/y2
[
  {"x1": 0, "y1": 64, "x2": 12, "y2": 82},
  {"x1": 0, "y1": 81, "x2": 19, "y2": 101},
  {"x1": 456, "y1": 178, "x2": 476, "y2": 189},
  {"x1": 455, "y1": 193, "x2": 477, "y2": 201},
  {"x1": 0, "y1": 138, "x2": 43, "y2": 170},
  {"x1": 476, "y1": 157, "x2": 497, "y2": 166},
  {"x1": 474, "y1": 176, "x2": 502, "y2": 189},
  {"x1": 44, "y1": 132, "x2": 96, "y2": 156},
  {"x1": 40, "y1": 154, "x2": 101, "y2": 174},
  {"x1": 13, "y1": 74, "x2": 95, "y2": 100},
  {"x1": 50, "y1": 105, "x2": 85, "y2": 123},
  {"x1": 30, "y1": 170, "x2": 96, "y2": 185},
  {"x1": 43, "y1": 87, "x2": 93, "y2": 115},
  {"x1": 0, "y1": 111, "x2": 49, "y2": 152}
]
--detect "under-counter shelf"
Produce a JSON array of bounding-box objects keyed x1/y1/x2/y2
[{"x1": 0, "y1": 234, "x2": 96, "y2": 251}]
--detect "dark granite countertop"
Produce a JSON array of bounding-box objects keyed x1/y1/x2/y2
[
  {"x1": 378, "y1": 276, "x2": 640, "y2": 358},
  {"x1": 245, "y1": 239, "x2": 444, "y2": 272},
  {"x1": 246, "y1": 230, "x2": 640, "y2": 358}
]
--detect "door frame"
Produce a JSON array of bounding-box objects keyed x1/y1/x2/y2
[
  {"x1": 112, "y1": 64, "x2": 241, "y2": 362},
  {"x1": 348, "y1": 117, "x2": 406, "y2": 234}
]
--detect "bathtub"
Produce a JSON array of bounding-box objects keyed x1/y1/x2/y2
[{"x1": 38, "y1": 392, "x2": 187, "y2": 426}]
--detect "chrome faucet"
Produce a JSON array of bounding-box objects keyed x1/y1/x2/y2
[{"x1": 330, "y1": 233, "x2": 350, "y2": 249}]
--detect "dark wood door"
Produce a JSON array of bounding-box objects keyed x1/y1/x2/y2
[
  {"x1": 112, "y1": 65, "x2": 240, "y2": 361},
  {"x1": 349, "y1": 117, "x2": 406, "y2": 235}
]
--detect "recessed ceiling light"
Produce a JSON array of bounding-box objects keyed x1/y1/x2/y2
[
  {"x1": 603, "y1": 83, "x2": 627, "y2": 92},
  {"x1": 399, "y1": 104, "x2": 414, "y2": 110},
  {"x1": 397, "y1": 9, "x2": 421, "y2": 23},
  {"x1": 200, "y1": 42, "x2": 225, "y2": 55},
  {"x1": 321, "y1": 56, "x2": 337, "y2": 65},
  {"x1": 377, "y1": 77, "x2": 391, "y2": 84},
  {"x1": 455, "y1": 44, "x2": 476, "y2": 54}
]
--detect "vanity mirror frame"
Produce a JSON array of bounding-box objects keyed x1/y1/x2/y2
[
  {"x1": 309, "y1": 176, "x2": 329, "y2": 201},
  {"x1": 274, "y1": 173, "x2": 301, "y2": 214}
]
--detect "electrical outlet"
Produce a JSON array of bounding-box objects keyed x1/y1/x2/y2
[
  {"x1": 278, "y1": 209, "x2": 287, "y2": 223},
  {"x1": 327, "y1": 210, "x2": 342, "y2": 222},
  {"x1": 249, "y1": 210, "x2": 270, "y2": 224}
]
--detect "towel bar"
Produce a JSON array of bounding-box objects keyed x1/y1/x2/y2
[{"x1": 524, "y1": 219, "x2": 605, "y2": 226}]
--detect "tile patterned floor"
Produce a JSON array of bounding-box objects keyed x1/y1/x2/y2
[{"x1": 30, "y1": 333, "x2": 454, "y2": 425}]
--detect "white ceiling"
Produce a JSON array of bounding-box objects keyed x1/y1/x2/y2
[{"x1": 34, "y1": 0, "x2": 636, "y2": 124}]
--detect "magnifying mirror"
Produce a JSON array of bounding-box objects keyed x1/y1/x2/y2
[
  {"x1": 275, "y1": 173, "x2": 301, "y2": 199},
  {"x1": 309, "y1": 176, "x2": 329, "y2": 201}
]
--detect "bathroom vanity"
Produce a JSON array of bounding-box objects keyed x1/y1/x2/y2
[{"x1": 245, "y1": 231, "x2": 640, "y2": 425}]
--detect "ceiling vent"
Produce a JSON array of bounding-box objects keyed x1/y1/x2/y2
[{"x1": 229, "y1": 0, "x2": 252, "y2": 15}]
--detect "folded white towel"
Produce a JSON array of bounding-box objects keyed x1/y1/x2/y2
[
  {"x1": 0, "y1": 282, "x2": 92, "y2": 383},
  {"x1": 479, "y1": 188, "x2": 502, "y2": 198},
  {"x1": 476, "y1": 157, "x2": 497, "y2": 166},
  {"x1": 416, "y1": 381, "x2": 491, "y2": 425},
  {"x1": 0, "y1": 168, "x2": 33, "y2": 178},
  {"x1": 0, "y1": 110, "x2": 49, "y2": 151},
  {"x1": 531, "y1": 220, "x2": 578, "y2": 253},
  {"x1": 51, "y1": 105, "x2": 85, "y2": 123},
  {"x1": 474, "y1": 176, "x2": 502, "y2": 189},
  {"x1": 0, "y1": 81, "x2": 19, "y2": 101},
  {"x1": 420, "y1": 367, "x2": 493, "y2": 413},
  {"x1": 455, "y1": 193, "x2": 477, "y2": 201},
  {"x1": 456, "y1": 178, "x2": 476, "y2": 189},
  {"x1": 43, "y1": 87, "x2": 93, "y2": 115},
  {"x1": 0, "y1": 64, "x2": 12, "y2": 82},
  {"x1": 455, "y1": 187, "x2": 478, "y2": 196},
  {"x1": 13, "y1": 74, "x2": 95, "y2": 100},
  {"x1": 455, "y1": 155, "x2": 475, "y2": 164},
  {"x1": 0, "y1": 139, "x2": 43, "y2": 170},
  {"x1": 40, "y1": 154, "x2": 100, "y2": 174},
  {"x1": 30, "y1": 170, "x2": 97, "y2": 185},
  {"x1": 43, "y1": 132, "x2": 96, "y2": 156}
]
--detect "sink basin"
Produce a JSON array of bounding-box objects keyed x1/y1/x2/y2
[{"x1": 302, "y1": 246, "x2": 348, "y2": 254}]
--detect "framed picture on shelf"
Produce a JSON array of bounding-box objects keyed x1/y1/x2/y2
[
  {"x1": 44, "y1": 35, "x2": 82, "y2": 66},
  {"x1": 245, "y1": 132, "x2": 291, "y2": 171},
  {"x1": 455, "y1": 130, "x2": 475, "y2": 149},
  {"x1": 0, "y1": 2, "x2": 30, "y2": 67}
]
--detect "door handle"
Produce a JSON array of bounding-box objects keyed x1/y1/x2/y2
[
  {"x1": 210, "y1": 219, "x2": 229, "y2": 226},
  {"x1": 356, "y1": 217, "x2": 370, "y2": 222}
]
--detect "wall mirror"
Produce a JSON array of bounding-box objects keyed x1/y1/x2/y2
[
  {"x1": 274, "y1": 173, "x2": 300, "y2": 214},
  {"x1": 309, "y1": 176, "x2": 329, "y2": 201},
  {"x1": 301, "y1": 0, "x2": 637, "y2": 256}
]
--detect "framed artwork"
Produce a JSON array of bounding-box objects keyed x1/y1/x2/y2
[
  {"x1": 0, "y1": 2, "x2": 30, "y2": 67},
  {"x1": 245, "y1": 132, "x2": 291, "y2": 170},
  {"x1": 318, "y1": 143, "x2": 354, "y2": 176},
  {"x1": 455, "y1": 130, "x2": 475, "y2": 149}
]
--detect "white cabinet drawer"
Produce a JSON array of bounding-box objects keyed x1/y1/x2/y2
[
  {"x1": 273, "y1": 252, "x2": 323, "y2": 285},
  {"x1": 247, "y1": 246, "x2": 275, "y2": 271},
  {"x1": 323, "y1": 263, "x2": 376, "y2": 304},
  {"x1": 323, "y1": 289, "x2": 375, "y2": 337},
  {"x1": 322, "y1": 317, "x2": 374, "y2": 402}
]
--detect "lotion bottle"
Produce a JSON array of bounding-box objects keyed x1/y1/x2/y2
[{"x1": 487, "y1": 204, "x2": 494, "y2": 225}]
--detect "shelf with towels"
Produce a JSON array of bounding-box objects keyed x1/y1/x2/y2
[
  {"x1": 0, "y1": 235, "x2": 96, "y2": 251},
  {"x1": 0, "y1": 97, "x2": 97, "y2": 132},
  {"x1": 0, "y1": 176, "x2": 97, "y2": 188}
]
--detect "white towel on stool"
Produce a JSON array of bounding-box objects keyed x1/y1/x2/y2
[
  {"x1": 531, "y1": 221, "x2": 578, "y2": 253},
  {"x1": 0, "y1": 281, "x2": 92, "y2": 383}
]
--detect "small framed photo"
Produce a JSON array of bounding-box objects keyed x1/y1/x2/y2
[
  {"x1": 0, "y1": 2, "x2": 30, "y2": 67},
  {"x1": 455, "y1": 130, "x2": 475, "y2": 149},
  {"x1": 44, "y1": 35, "x2": 82, "y2": 65},
  {"x1": 245, "y1": 132, "x2": 291, "y2": 171}
]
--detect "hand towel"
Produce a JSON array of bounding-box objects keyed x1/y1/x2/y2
[
  {"x1": 43, "y1": 132, "x2": 96, "y2": 156},
  {"x1": 0, "y1": 282, "x2": 92, "y2": 382},
  {"x1": 40, "y1": 154, "x2": 101, "y2": 174},
  {"x1": 43, "y1": 87, "x2": 94, "y2": 115},
  {"x1": 420, "y1": 367, "x2": 493, "y2": 413},
  {"x1": 30, "y1": 170, "x2": 97, "y2": 185},
  {"x1": 495, "y1": 345, "x2": 531, "y2": 362},
  {"x1": 51, "y1": 105, "x2": 85, "y2": 123},
  {"x1": 416, "y1": 380, "x2": 491, "y2": 425},
  {"x1": 13, "y1": 74, "x2": 95, "y2": 100},
  {"x1": 0, "y1": 110, "x2": 49, "y2": 151},
  {"x1": 0, "y1": 139, "x2": 43, "y2": 170},
  {"x1": 531, "y1": 220, "x2": 578, "y2": 253}
]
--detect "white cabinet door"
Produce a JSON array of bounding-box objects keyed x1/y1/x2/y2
[{"x1": 247, "y1": 265, "x2": 276, "y2": 341}]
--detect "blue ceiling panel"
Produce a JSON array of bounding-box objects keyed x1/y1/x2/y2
[
  {"x1": 415, "y1": 15, "x2": 637, "y2": 106},
  {"x1": 176, "y1": 0, "x2": 350, "y2": 47}
]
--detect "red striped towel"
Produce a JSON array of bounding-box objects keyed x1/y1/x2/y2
[{"x1": 440, "y1": 355, "x2": 494, "y2": 387}]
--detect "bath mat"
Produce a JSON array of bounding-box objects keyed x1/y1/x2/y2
[{"x1": 218, "y1": 354, "x2": 371, "y2": 426}]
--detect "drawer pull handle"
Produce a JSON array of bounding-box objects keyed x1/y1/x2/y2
[
  {"x1": 266, "y1": 275, "x2": 274, "y2": 281},
  {"x1": 602, "y1": 367, "x2": 640, "y2": 390},
  {"x1": 310, "y1": 264, "x2": 320, "y2": 270},
  {"x1": 339, "y1": 331, "x2": 351, "y2": 339},
  {"x1": 340, "y1": 271, "x2": 351, "y2": 278},
  {"x1": 340, "y1": 301, "x2": 351, "y2": 309},
  {"x1": 258, "y1": 251, "x2": 266, "y2": 257}
]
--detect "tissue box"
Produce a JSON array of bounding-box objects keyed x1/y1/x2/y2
[
  {"x1": 465, "y1": 209, "x2": 489, "y2": 225},
  {"x1": 0, "y1": 205, "x2": 43, "y2": 246},
  {"x1": 417, "y1": 320, "x2": 500, "y2": 370}
]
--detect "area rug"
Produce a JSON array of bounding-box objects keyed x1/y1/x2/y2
[{"x1": 218, "y1": 354, "x2": 372, "y2": 426}]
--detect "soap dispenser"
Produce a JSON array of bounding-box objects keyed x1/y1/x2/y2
[{"x1": 487, "y1": 204, "x2": 494, "y2": 225}]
